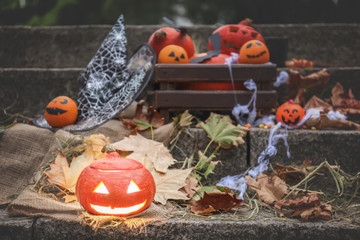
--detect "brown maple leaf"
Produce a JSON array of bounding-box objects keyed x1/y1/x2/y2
[
  {"x1": 286, "y1": 69, "x2": 330, "y2": 102},
  {"x1": 275, "y1": 193, "x2": 332, "y2": 221},
  {"x1": 305, "y1": 112, "x2": 360, "y2": 130},
  {"x1": 285, "y1": 58, "x2": 315, "y2": 68},
  {"x1": 304, "y1": 96, "x2": 333, "y2": 112},
  {"x1": 274, "y1": 193, "x2": 321, "y2": 210},
  {"x1": 331, "y1": 82, "x2": 360, "y2": 109},
  {"x1": 190, "y1": 192, "x2": 243, "y2": 214},
  {"x1": 122, "y1": 100, "x2": 165, "y2": 134},
  {"x1": 245, "y1": 173, "x2": 289, "y2": 205},
  {"x1": 290, "y1": 203, "x2": 332, "y2": 221}
]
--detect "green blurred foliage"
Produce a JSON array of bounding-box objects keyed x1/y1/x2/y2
[{"x1": 1, "y1": 0, "x2": 360, "y2": 26}]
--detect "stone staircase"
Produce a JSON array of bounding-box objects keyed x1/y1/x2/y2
[{"x1": 0, "y1": 24, "x2": 360, "y2": 239}]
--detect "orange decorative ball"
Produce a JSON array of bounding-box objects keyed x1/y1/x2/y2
[
  {"x1": 158, "y1": 45, "x2": 189, "y2": 64},
  {"x1": 239, "y1": 40, "x2": 270, "y2": 64},
  {"x1": 276, "y1": 100, "x2": 305, "y2": 127},
  {"x1": 44, "y1": 96, "x2": 78, "y2": 128},
  {"x1": 76, "y1": 152, "x2": 156, "y2": 216}
]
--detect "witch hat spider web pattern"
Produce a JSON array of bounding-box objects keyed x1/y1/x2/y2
[{"x1": 33, "y1": 15, "x2": 156, "y2": 132}]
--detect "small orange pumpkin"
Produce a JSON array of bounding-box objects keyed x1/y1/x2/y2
[
  {"x1": 239, "y1": 40, "x2": 270, "y2": 64},
  {"x1": 158, "y1": 45, "x2": 189, "y2": 64},
  {"x1": 76, "y1": 152, "x2": 156, "y2": 216},
  {"x1": 276, "y1": 100, "x2": 305, "y2": 127},
  {"x1": 44, "y1": 96, "x2": 78, "y2": 128}
]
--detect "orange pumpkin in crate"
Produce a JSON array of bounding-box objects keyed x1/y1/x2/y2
[
  {"x1": 158, "y1": 45, "x2": 189, "y2": 64},
  {"x1": 182, "y1": 52, "x2": 245, "y2": 90},
  {"x1": 148, "y1": 27, "x2": 195, "y2": 60},
  {"x1": 276, "y1": 100, "x2": 305, "y2": 127},
  {"x1": 239, "y1": 40, "x2": 270, "y2": 64},
  {"x1": 76, "y1": 152, "x2": 156, "y2": 216},
  {"x1": 44, "y1": 96, "x2": 78, "y2": 128}
]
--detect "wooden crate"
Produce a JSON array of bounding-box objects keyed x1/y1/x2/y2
[{"x1": 151, "y1": 64, "x2": 278, "y2": 120}]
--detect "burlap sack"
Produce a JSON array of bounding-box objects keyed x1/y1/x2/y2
[{"x1": 0, "y1": 124, "x2": 54, "y2": 204}]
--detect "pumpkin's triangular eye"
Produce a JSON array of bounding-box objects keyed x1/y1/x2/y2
[
  {"x1": 169, "y1": 51, "x2": 175, "y2": 57},
  {"x1": 127, "y1": 180, "x2": 140, "y2": 193},
  {"x1": 180, "y1": 54, "x2": 185, "y2": 59},
  {"x1": 93, "y1": 181, "x2": 109, "y2": 194}
]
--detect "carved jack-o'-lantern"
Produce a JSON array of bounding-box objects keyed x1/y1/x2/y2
[
  {"x1": 276, "y1": 100, "x2": 305, "y2": 127},
  {"x1": 208, "y1": 24, "x2": 265, "y2": 54},
  {"x1": 239, "y1": 40, "x2": 270, "y2": 64},
  {"x1": 44, "y1": 96, "x2": 78, "y2": 128},
  {"x1": 158, "y1": 45, "x2": 189, "y2": 64},
  {"x1": 75, "y1": 152, "x2": 156, "y2": 216},
  {"x1": 148, "y1": 27, "x2": 195, "y2": 60}
]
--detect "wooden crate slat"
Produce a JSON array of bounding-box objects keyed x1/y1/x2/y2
[
  {"x1": 154, "y1": 90, "x2": 277, "y2": 109},
  {"x1": 155, "y1": 64, "x2": 277, "y2": 83}
]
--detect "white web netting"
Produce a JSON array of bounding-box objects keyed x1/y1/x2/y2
[{"x1": 33, "y1": 15, "x2": 155, "y2": 132}]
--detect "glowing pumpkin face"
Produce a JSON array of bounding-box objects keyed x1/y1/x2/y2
[
  {"x1": 276, "y1": 100, "x2": 305, "y2": 127},
  {"x1": 158, "y1": 45, "x2": 189, "y2": 64},
  {"x1": 44, "y1": 96, "x2": 78, "y2": 128},
  {"x1": 239, "y1": 40, "x2": 270, "y2": 64},
  {"x1": 208, "y1": 24, "x2": 265, "y2": 54},
  {"x1": 75, "y1": 152, "x2": 156, "y2": 216}
]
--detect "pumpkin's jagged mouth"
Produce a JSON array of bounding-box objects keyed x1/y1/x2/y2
[
  {"x1": 282, "y1": 116, "x2": 300, "y2": 126},
  {"x1": 90, "y1": 200, "x2": 146, "y2": 215},
  {"x1": 246, "y1": 51, "x2": 267, "y2": 58}
]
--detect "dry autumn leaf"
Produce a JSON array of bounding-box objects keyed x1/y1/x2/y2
[
  {"x1": 112, "y1": 134, "x2": 193, "y2": 204},
  {"x1": 304, "y1": 96, "x2": 333, "y2": 112},
  {"x1": 245, "y1": 173, "x2": 289, "y2": 205},
  {"x1": 45, "y1": 152, "x2": 95, "y2": 193},
  {"x1": 45, "y1": 134, "x2": 109, "y2": 193},
  {"x1": 305, "y1": 113, "x2": 360, "y2": 130},
  {"x1": 122, "y1": 100, "x2": 165, "y2": 134},
  {"x1": 112, "y1": 134, "x2": 175, "y2": 173},
  {"x1": 190, "y1": 192, "x2": 243, "y2": 214},
  {"x1": 181, "y1": 175, "x2": 200, "y2": 199},
  {"x1": 331, "y1": 82, "x2": 360, "y2": 110},
  {"x1": 285, "y1": 58, "x2": 315, "y2": 68},
  {"x1": 291, "y1": 203, "x2": 332, "y2": 221},
  {"x1": 153, "y1": 168, "x2": 193, "y2": 205},
  {"x1": 286, "y1": 69, "x2": 330, "y2": 104},
  {"x1": 274, "y1": 192, "x2": 321, "y2": 210}
]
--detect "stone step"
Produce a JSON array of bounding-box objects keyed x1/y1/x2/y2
[
  {"x1": 1, "y1": 24, "x2": 360, "y2": 68},
  {"x1": 1, "y1": 67, "x2": 360, "y2": 125},
  {"x1": 0, "y1": 208, "x2": 359, "y2": 240}
]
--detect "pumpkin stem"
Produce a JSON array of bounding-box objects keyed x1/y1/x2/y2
[{"x1": 155, "y1": 30, "x2": 167, "y2": 39}]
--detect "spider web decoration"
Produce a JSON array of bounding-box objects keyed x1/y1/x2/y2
[{"x1": 33, "y1": 15, "x2": 156, "y2": 132}]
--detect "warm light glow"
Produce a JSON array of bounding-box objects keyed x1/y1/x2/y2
[
  {"x1": 127, "y1": 180, "x2": 140, "y2": 193},
  {"x1": 90, "y1": 201, "x2": 146, "y2": 215},
  {"x1": 93, "y1": 181, "x2": 109, "y2": 194}
]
